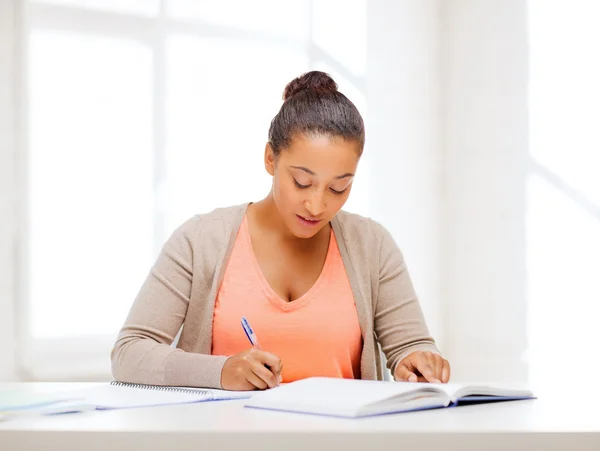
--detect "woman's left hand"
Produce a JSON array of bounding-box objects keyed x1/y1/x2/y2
[{"x1": 394, "y1": 351, "x2": 451, "y2": 383}]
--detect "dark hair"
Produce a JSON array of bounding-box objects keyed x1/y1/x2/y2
[{"x1": 268, "y1": 71, "x2": 365, "y2": 156}]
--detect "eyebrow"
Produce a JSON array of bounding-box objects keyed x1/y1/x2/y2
[{"x1": 291, "y1": 166, "x2": 354, "y2": 179}]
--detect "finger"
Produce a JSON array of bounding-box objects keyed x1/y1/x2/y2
[
  {"x1": 245, "y1": 369, "x2": 268, "y2": 390},
  {"x1": 394, "y1": 363, "x2": 418, "y2": 382},
  {"x1": 402, "y1": 353, "x2": 432, "y2": 382},
  {"x1": 233, "y1": 376, "x2": 257, "y2": 391},
  {"x1": 413, "y1": 353, "x2": 440, "y2": 384},
  {"x1": 251, "y1": 361, "x2": 279, "y2": 389},
  {"x1": 255, "y1": 351, "x2": 283, "y2": 381},
  {"x1": 429, "y1": 353, "x2": 444, "y2": 383},
  {"x1": 246, "y1": 371, "x2": 268, "y2": 390},
  {"x1": 442, "y1": 359, "x2": 451, "y2": 383}
]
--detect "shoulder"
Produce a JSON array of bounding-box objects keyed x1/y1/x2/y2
[
  {"x1": 334, "y1": 210, "x2": 393, "y2": 245},
  {"x1": 334, "y1": 210, "x2": 404, "y2": 269},
  {"x1": 194, "y1": 203, "x2": 247, "y2": 227},
  {"x1": 167, "y1": 203, "x2": 248, "y2": 245}
]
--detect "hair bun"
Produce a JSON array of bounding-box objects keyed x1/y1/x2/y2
[{"x1": 283, "y1": 71, "x2": 338, "y2": 100}]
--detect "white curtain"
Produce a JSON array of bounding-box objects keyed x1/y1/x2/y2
[{"x1": 19, "y1": 0, "x2": 368, "y2": 380}]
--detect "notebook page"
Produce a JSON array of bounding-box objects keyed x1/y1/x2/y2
[
  {"x1": 0, "y1": 400, "x2": 96, "y2": 420},
  {"x1": 0, "y1": 390, "x2": 78, "y2": 410},
  {"x1": 60, "y1": 384, "x2": 252, "y2": 409}
]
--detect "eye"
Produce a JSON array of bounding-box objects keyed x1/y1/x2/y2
[
  {"x1": 330, "y1": 188, "x2": 347, "y2": 195},
  {"x1": 293, "y1": 179, "x2": 310, "y2": 189}
]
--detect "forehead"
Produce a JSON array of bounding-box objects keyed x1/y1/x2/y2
[{"x1": 280, "y1": 134, "x2": 360, "y2": 173}]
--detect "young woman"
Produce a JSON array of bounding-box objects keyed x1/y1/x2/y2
[{"x1": 111, "y1": 71, "x2": 450, "y2": 391}]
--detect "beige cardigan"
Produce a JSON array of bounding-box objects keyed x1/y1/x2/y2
[{"x1": 111, "y1": 203, "x2": 439, "y2": 388}]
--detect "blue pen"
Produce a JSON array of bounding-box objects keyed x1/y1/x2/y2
[
  {"x1": 241, "y1": 316, "x2": 281, "y2": 383},
  {"x1": 241, "y1": 316, "x2": 262, "y2": 350}
]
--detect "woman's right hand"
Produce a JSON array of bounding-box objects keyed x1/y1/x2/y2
[{"x1": 220, "y1": 348, "x2": 283, "y2": 390}]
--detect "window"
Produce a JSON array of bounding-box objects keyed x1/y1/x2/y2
[
  {"x1": 28, "y1": 31, "x2": 154, "y2": 339},
  {"x1": 527, "y1": 0, "x2": 600, "y2": 396},
  {"x1": 20, "y1": 0, "x2": 367, "y2": 379}
]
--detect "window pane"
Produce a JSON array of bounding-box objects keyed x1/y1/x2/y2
[
  {"x1": 529, "y1": 0, "x2": 600, "y2": 206},
  {"x1": 528, "y1": 0, "x2": 600, "y2": 397},
  {"x1": 166, "y1": 0, "x2": 309, "y2": 40},
  {"x1": 526, "y1": 174, "x2": 600, "y2": 395},
  {"x1": 28, "y1": 31, "x2": 154, "y2": 338},
  {"x1": 165, "y1": 35, "x2": 309, "y2": 232},
  {"x1": 312, "y1": 0, "x2": 367, "y2": 77},
  {"x1": 28, "y1": 0, "x2": 160, "y2": 16}
]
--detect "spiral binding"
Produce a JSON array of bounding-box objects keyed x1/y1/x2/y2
[{"x1": 110, "y1": 381, "x2": 211, "y2": 396}]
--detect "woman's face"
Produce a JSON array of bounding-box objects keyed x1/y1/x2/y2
[{"x1": 265, "y1": 133, "x2": 361, "y2": 239}]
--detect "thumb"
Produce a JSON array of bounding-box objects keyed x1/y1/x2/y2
[{"x1": 395, "y1": 363, "x2": 418, "y2": 382}]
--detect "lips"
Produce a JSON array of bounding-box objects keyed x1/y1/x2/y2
[
  {"x1": 299, "y1": 215, "x2": 320, "y2": 222},
  {"x1": 296, "y1": 214, "x2": 322, "y2": 227}
]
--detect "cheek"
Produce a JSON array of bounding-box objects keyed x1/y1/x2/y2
[
  {"x1": 328, "y1": 188, "x2": 352, "y2": 212},
  {"x1": 273, "y1": 176, "x2": 298, "y2": 205},
  {"x1": 331, "y1": 195, "x2": 348, "y2": 210}
]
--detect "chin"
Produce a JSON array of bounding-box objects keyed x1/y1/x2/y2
[
  {"x1": 288, "y1": 214, "x2": 327, "y2": 239},
  {"x1": 291, "y1": 229, "x2": 319, "y2": 240}
]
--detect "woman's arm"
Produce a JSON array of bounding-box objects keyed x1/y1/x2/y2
[
  {"x1": 372, "y1": 221, "x2": 441, "y2": 377},
  {"x1": 110, "y1": 217, "x2": 228, "y2": 388}
]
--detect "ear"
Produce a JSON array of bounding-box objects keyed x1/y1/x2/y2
[{"x1": 264, "y1": 142, "x2": 276, "y2": 176}]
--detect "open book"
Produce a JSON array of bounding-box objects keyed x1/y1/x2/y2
[
  {"x1": 244, "y1": 377, "x2": 534, "y2": 418},
  {"x1": 58, "y1": 381, "x2": 253, "y2": 410}
]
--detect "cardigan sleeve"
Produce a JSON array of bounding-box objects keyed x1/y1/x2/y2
[
  {"x1": 110, "y1": 216, "x2": 228, "y2": 388},
  {"x1": 371, "y1": 220, "x2": 441, "y2": 377}
]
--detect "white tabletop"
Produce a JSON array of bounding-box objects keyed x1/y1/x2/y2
[{"x1": 1, "y1": 383, "x2": 599, "y2": 451}]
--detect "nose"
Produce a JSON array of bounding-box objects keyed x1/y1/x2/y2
[{"x1": 304, "y1": 191, "x2": 326, "y2": 217}]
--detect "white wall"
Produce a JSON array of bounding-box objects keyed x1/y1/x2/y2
[
  {"x1": 0, "y1": 0, "x2": 18, "y2": 381},
  {"x1": 367, "y1": 0, "x2": 530, "y2": 383},
  {"x1": 440, "y1": 0, "x2": 529, "y2": 382},
  {"x1": 366, "y1": 0, "x2": 443, "y2": 341}
]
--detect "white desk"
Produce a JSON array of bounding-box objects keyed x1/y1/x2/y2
[{"x1": 1, "y1": 383, "x2": 599, "y2": 451}]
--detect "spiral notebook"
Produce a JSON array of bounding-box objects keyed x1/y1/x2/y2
[{"x1": 59, "y1": 381, "x2": 253, "y2": 410}]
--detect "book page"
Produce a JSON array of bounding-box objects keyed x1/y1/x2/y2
[
  {"x1": 246, "y1": 377, "x2": 447, "y2": 415},
  {"x1": 427, "y1": 382, "x2": 534, "y2": 400}
]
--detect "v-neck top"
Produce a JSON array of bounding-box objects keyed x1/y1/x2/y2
[{"x1": 211, "y1": 215, "x2": 362, "y2": 382}]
